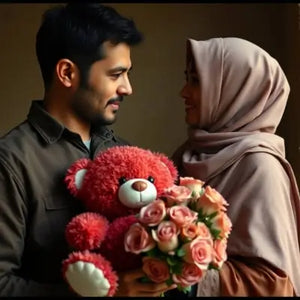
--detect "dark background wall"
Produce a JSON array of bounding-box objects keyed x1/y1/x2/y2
[{"x1": 0, "y1": 3, "x2": 299, "y2": 184}]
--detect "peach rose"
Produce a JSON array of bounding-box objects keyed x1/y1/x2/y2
[
  {"x1": 124, "y1": 223, "x2": 155, "y2": 254},
  {"x1": 152, "y1": 220, "x2": 179, "y2": 253},
  {"x1": 211, "y1": 238, "x2": 228, "y2": 269},
  {"x1": 196, "y1": 186, "x2": 228, "y2": 215},
  {"x1": 182, "y1": 236, "x2": 213, "y2": 270},
  {"x1": 138, "y1": 199, "x2": 166, "y2": 227},
  {"x1": 180, "y1": 221, "x2": 212, "y2": 242},
  {"x1": 180, "y1": 223, "x2": 199, "y2": 242},
  {"x1": 211, "y1": 211, "x2": 232, "y2": 239},
  {"x1": 168, "y1": 205, "x2": 198, "y2": 228},
  {"x1": 197, "y1": 222, "x2": 212, "y2": 239},
  {"x1": 163, "y1": 185, "x2": 192, "y2": 206},
  {"x1": 180, "y1": 177, "x2": 205, "y2": 200},
  {"x1": 172, "y1": 262, "x2": 204, "y2": 287},
  {"x1": 142, "y1": 257, "x2": 170, "y2": 283}
]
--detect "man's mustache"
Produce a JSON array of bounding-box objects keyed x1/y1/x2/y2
[{"x1": 107, "y1": 96, "x2": 124, "y2": 105}]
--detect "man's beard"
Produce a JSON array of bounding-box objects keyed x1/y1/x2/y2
[{"x1": 71, "y1": 87, "x2": 123, "y2": 126}]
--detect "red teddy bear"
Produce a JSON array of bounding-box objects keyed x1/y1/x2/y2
[{"x1": 61, "y1": 146, "x2": 178, "y2": 296}]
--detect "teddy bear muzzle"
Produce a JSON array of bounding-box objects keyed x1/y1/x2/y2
[{"x1": 118, "y1": 178, "x2": 157, "y2": 208}]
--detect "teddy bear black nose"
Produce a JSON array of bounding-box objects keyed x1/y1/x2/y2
[{"x1": 131, "y1": 181, "x2": 148, "y2": 192}]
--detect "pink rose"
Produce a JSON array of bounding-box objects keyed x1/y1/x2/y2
[
  {"x1": 138, "y1": 199, "x2": 166, "y2": 226},
  {"x1": 172, "y1": 262, "x2": 205, "y2": 287},
  {"x1": 124, "y1": 223, "x2": 155, "y2": 254},
  {"x1": 211, "y1": 211, "x2": 232, "y2": 239},
  {"x1": 211, "y1": 238, "x2": 228, "y2": 269},
  {"x1": 152, "y1": 220, "x2": 179, "y2": 253},
  {"x1": 180, "y1": 177, "x2": 205, "y2": 200},
  {"x1": 168, "y1": 205, "x2": 198, "y2": 228},
  {"x1": 196, "y1": 186, "x2": 228, "y2": 215},
  {"x1": 142, "y1": 257, "x2": 170, "y2": 283},
  {"x1": 182, "y1": 236, "x2": 213, "y2": 270},
  {"x1": 163, "y1": 185, "x2": 192, "y2": 206}
]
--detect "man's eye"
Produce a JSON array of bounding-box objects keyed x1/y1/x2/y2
[{"x1": 111, "y1": 73, "x2": 121, "y2": 79}]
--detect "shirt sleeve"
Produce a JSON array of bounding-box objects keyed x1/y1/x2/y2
[{"x1": 0, "y1": 158, "x2": 74, "y2": 296}]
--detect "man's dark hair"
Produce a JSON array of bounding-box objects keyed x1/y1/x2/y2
[{"x1": 36, "y1": 3, "x2": 143, "y2": 89}]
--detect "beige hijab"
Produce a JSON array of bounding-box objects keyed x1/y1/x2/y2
[{"x1": 172, "y1": 37, "x2": 300, "y2": 295}]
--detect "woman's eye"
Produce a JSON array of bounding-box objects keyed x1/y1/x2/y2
[
  {"x1": 119, "y1": 176, "x2": 127, "y2": 185},
  {"x1": 147, "y1": 176, "x2": 155, "y2": 183}
]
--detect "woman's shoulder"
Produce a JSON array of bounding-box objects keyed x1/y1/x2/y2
[{"x1": 234, "y1": 151, "x2": 290, "y2": 185}]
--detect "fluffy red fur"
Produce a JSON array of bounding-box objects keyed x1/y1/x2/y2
[{"x1": 65, "y1": 212, "x2": 109, "y2": 251}]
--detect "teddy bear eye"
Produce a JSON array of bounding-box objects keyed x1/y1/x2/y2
[
  {"x1": 119, "y1": 177, "x2": 127, "y2": 185},
  {"x1": 147, "y1": 176, "x2": 155, "y2": 183}
]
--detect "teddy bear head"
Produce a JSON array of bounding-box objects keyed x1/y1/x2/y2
[{"x1": 65, "y1": 146, "x2": 178, "y2": 220}]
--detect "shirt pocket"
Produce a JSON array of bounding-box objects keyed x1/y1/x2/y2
[
  {"x1": 39, "y1": 192, "x2": 80, "y2": 247},
  {"x1": 43, "y1": 193, "x2": 73, "y2": 210}
]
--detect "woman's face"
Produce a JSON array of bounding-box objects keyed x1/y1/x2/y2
[{"x1": 180, "y1": 60, "x2": 201, "y2": 126}]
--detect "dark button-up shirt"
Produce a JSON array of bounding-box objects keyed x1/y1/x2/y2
[{"x1": 0, "y1": 100, "x2": 129, "y2": 296}]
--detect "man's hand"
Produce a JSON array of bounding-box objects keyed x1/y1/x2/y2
[{"x1": 114, "y1": 268, "x2": 177, "y2": 297}]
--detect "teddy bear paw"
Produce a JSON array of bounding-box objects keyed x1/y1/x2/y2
[{"x1": 65, "y1": 261, "x2": 111, "y2": 296}]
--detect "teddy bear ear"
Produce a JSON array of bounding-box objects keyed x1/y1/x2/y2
[
  {"x1": 155, "y1": 153, "x2": 179, "y2": 183},
  {"x1": 64, "y1": 158, "x2": 91, "y2": 197}
]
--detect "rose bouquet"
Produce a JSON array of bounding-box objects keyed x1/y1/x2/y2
[{"x1": 124, "y1": 177, "x2": 232, "y2": 294}]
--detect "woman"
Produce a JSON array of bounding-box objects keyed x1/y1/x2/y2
[{"x1": 172, "y1": 37, "x2": 300, "y2": 296}]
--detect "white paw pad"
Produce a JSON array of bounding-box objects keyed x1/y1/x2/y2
[{"x1": 65, "y1": 261, "x2": 110, "y2": 296}]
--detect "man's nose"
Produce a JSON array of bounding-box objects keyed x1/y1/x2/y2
[{"x1": 118, "y1": 77, "x2": 132, "y2": 95}]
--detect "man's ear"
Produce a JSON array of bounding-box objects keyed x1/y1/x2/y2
[{"x1": 55, "y1": 58, "x2": 78, "y2": 88}]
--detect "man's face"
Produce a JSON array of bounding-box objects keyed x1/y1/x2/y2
[
  {"x1": 180, "y1": 60, "x2": 201, "y2": 126},
  {"x1": 71, "y1": 41, "x2": 133, "y2": 125}
]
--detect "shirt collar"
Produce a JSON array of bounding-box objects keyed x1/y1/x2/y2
[
  {"x1": 27, "y1": 100, "x2": 64, "y2": 144},
  {"x1": 27, "y1": 100, "x2": 114, "y2": 144}
]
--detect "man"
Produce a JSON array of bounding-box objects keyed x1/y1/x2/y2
[{"x1": 0, "y1": 3, "x2": 175, "y2": 296}]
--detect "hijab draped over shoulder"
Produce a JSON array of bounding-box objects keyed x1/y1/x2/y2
[{"x1": 172, "y1": 37, "x2": 300, "y2": 295}]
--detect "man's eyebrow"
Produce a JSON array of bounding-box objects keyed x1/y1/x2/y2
[{"x1": 109, "y1": 66, "x2": 133, "y2": 73}]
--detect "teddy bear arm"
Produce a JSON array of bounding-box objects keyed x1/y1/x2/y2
[{"x1": 66, "y1": 212, "x2": 109, "y2": 251}]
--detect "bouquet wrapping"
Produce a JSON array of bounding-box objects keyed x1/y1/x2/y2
[{"x1": 124, "y1": 177, "x2": 232, "y2": 293}]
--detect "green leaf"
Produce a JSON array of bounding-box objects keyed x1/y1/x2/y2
[
  {"x1": 177, "y1": 285, "x2": 192, "y2": 294},
  {"x1": 208, "y1": 263, "x2": 220, "y2": 270},
  {"x1": 138, "y1": 276, "x2": 152, "y2": 283},
  {"x1": 207, "y1": 211, "x2": 218, "y2": 219},
  {"x1": 182, "y1": 286, "x2": 192, "y2": 294},
  {"x1": 166, "y1": 256, "x2": 178, "y2": 266},
  {"x1": 210, "y1": 228, "x2": 221, "y2": 239},
  {"x1": 146, "y1": 247, "x2": 161, "y2": 257},
  {"x1": 170, "y1": 261, "x2": 183, "y2": 274},
  {"x1": 165, "y1": 278, "x2": 174, "y2": 286},
  {"x1": 176, "y1": 247, "x2": 186, "y2": 257}
]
